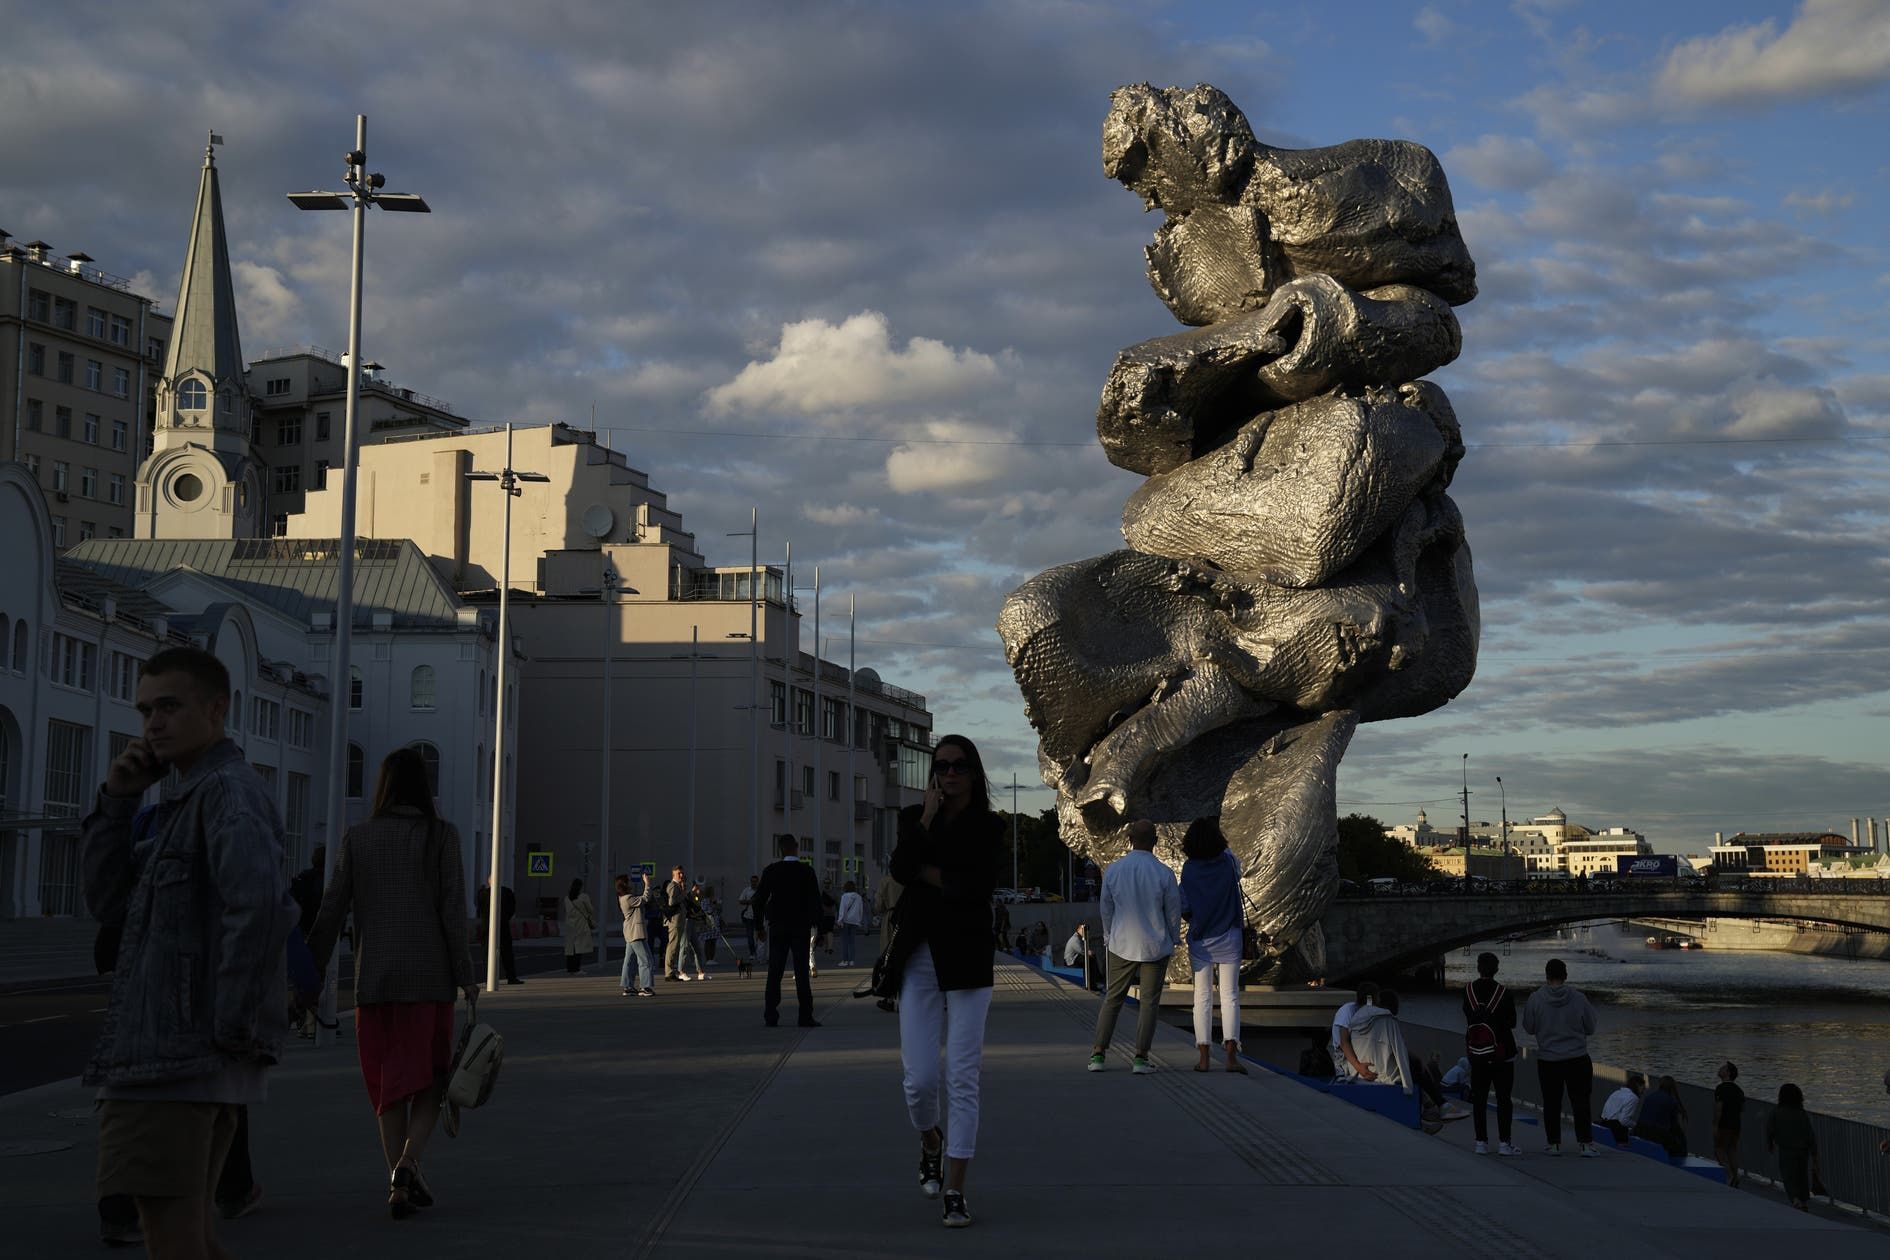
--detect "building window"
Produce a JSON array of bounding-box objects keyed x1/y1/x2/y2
[
  {"x1": 112, "y1": 367, "x2": 130, "y2": 398},
  {"x1": 51, "y1": 633, "x2": 95, "y2": 690},
  {"x1": 24, "y1": 454, "x2": 40, "y2": 479},
  {"x1": 108, "y1": 526, "x2": 124, "y2": 538},
  {"x1": 11, "y1": 620, "x2": 28, "y2": 671},
  {"x1": 271, "y1": 514, "x2": 288, "y2": 537},
  {"x1": 770, "y1": 679, "x2": 787, "y2": 726},
  {"x1": 26, "y1": 343, "x2": 44, "y2": 376},
  {"x1": 265, "y1": 378, "x2": 292, "y2": 397},
  {"x1": 411, "y1": 741, "x2": 441, "y2": 795},
  {"x1": 52, "y1": 297, "x2": 76, "y2": 330},
  {"x1": 78, "y1": 521, "x2": 95, "y2": 542},
  {"x1": 107, "y1": 652, "x2": 137, "y2": 701},
  {"x1": 109, "y1": 314, "x2": 131, "y2": 346},
  {"x1": 86, "y1": 307, "x2": 107, "y2": 338},
  {"x1": 111, "y1": 419, "x2": 128, "y2": 451},
  {"x1": 55, "y1": 406, "x2": 71, "y2": 438},
  {"x1": 288, "y1": 709, "x2": 313, "y2": 749},
  {"x1": 314, "y1": 459, "x2": 329, "y2": 488},
  {"x1": 803, "y1": 765, "x2": 815, "y2": 798},
  {"x1": 80, "y1": 467, "x2": 97, "y2": 498},
  {"x1": 829, "y1": 770, "x2": 841, "y2": 801},
  {"x1": 52, "y1": 461, "x2": 69, "y2": 491},
  {"x1": 57, "y1": 351, "x2": 75, "y2": 383},
  {"x1": 25, "y1": 399, "x2": 41, "y2": 431},
  {"x1": 347, "y1": 743, "x2": 365, "y2": 798},
  {"x1": 899, "y1": 744, "x2": 929, "y2": 791},
  {"x1": 315, "y1": 411, "x2": 331, "y2": 441},
  {"x1": 285, "y1": 773, "x2": 309, "y2": 864},
  {"x1": 108, "y1": 473, "x2": 125, "y2": 505},
  {"x1": 272, "y1": 465, "x2": 301, "y2": 493},
  {"x1": 229, "y1": 689, "x2": 242, "y2": 736},
  {"x1": 26, "y1": 289, "x2": 50, "y2": 321},
  {"x1": 854, "y1": 774, "x2": 867, "y2": 802},
  {"x1": 177, "y1": 379, "x2": 207, "y2": 412},
  {"x1": 252, "y1": 696, "x2": 281, "y2": 739},
  {"x1": 277, "y1": 415, "x2": 302, "y2": 445},
  {"x1": 349, "y1": 666, "x2": 363, "y2": 710},
  {"x1": 410, "y1": 665, "x2": 436, "y2": 710},
  {"x1": 83, "y1": 413, "x2": 99, "y2": 444},
  {"x1": 85, "y1": 359, "x2": 103, "y2": 390}
]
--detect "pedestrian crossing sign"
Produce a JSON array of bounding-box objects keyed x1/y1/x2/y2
[{"x1": 526, "y1": 850, "x2": 554, "y2": 877}]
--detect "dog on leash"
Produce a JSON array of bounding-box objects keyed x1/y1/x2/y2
[{"x1": 735, "y1": 956, "x2": 754, "y2": 979}]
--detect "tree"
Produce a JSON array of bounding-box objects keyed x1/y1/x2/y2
[
  {"x1": 995, "y1": 807, "x2": 1075, "y2": 894},
  {"x1": 1336, "y1": 813, "x2": 1432, "y2": 883}
]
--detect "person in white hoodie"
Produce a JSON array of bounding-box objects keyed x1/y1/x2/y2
[{"x1": 1521, "y1": 957, "x2": 1600, "y2": 1157}]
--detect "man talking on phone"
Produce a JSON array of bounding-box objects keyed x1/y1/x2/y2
[{"x1": 82, "y1": 646, "x2": 294, "y2": 1258}]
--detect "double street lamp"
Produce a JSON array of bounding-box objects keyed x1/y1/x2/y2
[
  {"x1": 467, "y1": 424, "x2": 547, "y2": 991},
  {"x1": 288, "y1": 115, "x2": 428, "y2": 1045}
]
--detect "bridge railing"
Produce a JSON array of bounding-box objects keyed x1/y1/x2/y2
[{"x1": 1334, "y1": 877, "x2": 1890, "y2": 898}]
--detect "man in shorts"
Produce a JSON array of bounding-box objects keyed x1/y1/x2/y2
[{"x1": 83, "y1": 646, "x2": 294, "y2": 1257}]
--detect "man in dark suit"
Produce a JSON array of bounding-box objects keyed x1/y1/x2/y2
[{"x1": 752, "y1": 835, "x2": 825, "y2": 1027}]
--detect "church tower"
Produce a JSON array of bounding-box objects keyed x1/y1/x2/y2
[{"x1": 134, "y1": 134, "x2": 263, "y2": 539}]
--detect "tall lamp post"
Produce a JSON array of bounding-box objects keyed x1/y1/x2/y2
[
  {"x1": 585, "y1": 564, "x2": 637, "y2": 967},
  {"x1": 727, "y1": 510, "x2": 760, "y2": 879},
  {"x1": 1495, "y1": 775, "x2": 1509, "y2": 858},
  {"x1": 467, "y1": 423, "x2": 547, "y2": 991},
  {"x1": 1460, "y1": 752, "x2": 1471, "y2": 883},
  {"x1": 288, "y1": 114, "x2": 428, "y2": 1046}
]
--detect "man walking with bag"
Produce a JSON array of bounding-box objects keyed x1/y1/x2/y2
[
  {"x1": 663, "y1": 865, "x2": 704, "y2": 981},
  {"x1": 83, "y1": 647, "x2": 295, "y2": 1257},
  {"x1": 1086, "y1": 820, "x2": 1180, "y2": 1074}
]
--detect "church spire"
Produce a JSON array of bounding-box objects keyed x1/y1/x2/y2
[{"x1": 161, "y1": 132, "x2": 246, "y2": 406}]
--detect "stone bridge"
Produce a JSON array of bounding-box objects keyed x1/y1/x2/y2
[{"x1": 1319, "y1": 888, "x2": 1890, "y2": 982}]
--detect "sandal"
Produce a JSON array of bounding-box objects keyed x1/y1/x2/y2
[{"x1": 389, "y1": 1165, "x2": 418, "y2": 1220}]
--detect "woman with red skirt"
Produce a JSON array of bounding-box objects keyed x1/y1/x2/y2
[{"x1": 310, "y1": 747, "x2": 477, "y2": 1218}]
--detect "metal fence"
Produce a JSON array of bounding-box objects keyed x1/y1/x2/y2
[{"x1": 1401, "y1": 1021, "x2": 1890, "y2": 1218}]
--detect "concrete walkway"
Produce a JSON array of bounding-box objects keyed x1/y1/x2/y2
[{"x1": 4, "y1": 957, "x2": 1884, "y2": 1257}]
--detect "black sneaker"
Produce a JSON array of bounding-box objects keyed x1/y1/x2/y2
[
  {"x1": 918, "y1": 1135, "x2": 943, "y2": 1199},
  {"x1": 941, "y1": 1189, "x2": 971, "y2": 1228}
]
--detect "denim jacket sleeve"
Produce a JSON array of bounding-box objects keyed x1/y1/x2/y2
[
  {"x1": 201, "y1": 771, "x2": 291, "y2": 1052},
  {"x1": 81, "y1": 789, "x2": 142, "y2": 929}
]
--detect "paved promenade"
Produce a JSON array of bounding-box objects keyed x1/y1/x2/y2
[{"x1": 4, "y1": 957, "x2": 1885, "y2": 1258}]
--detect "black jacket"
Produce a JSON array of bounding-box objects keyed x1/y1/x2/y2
[
  {"x1": 752, "y1": 858, "x2": 821, "y2": 930},
  {"x1": 891, "y1": 803, "x2": 1001, "y2": 991}
]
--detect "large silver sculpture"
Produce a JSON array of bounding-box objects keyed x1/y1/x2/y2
[{"x1": 998, "y1": 84, "x2": 1480, "y2": 980}]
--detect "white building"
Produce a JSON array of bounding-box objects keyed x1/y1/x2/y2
[{"x1": 0, "y1": 462, "x2": 329, "y2": 917}]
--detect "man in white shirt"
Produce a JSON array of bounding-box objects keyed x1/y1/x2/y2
[
  {"x1": 1328, "y1": 981, "x2": 1380, "y2": 1079},
  {"x1": 1601, "y1": 1071, "x2": 1645, "y2": 1147},
  {"x1": 1087, "y1": 820, "x2": 1181, "y2": 1075}
]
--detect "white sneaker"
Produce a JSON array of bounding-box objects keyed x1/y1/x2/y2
[
  {"x1": 694, "y1": 973, "x2": 707, "y2": 981},
  {"x1": 676, "y1": 974, "x2": 693, "y2": 982},
  {"x1": 1579, "y1": 1143, "x2": 1599, "y2": 1158},
  {"x1": 1545, "y1": 1143, "x2": 1561, "y2": 1157},
  {"x1": 1474, "y1": 1141, "x2": 1490, "y2": 1155},
  {"x1": 1498, "y1": 1142, "x2": 1522, "y2": 1157}
]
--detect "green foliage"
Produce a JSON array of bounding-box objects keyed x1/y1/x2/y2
[
  {"x1": 1336, "y1": 812, "x2": 1433, "y2": 883},
  {"x1": 995, "y1": 807, "x2": 1075, "y2": 894}
]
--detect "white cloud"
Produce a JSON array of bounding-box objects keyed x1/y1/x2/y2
[
  {"x1": 1783, "y1": 188, "x2": 1856, "y2": 214},
  {"x1": 231, "y1": 260, "x2": 302, "y2": 349},
  {"x1": 1444, "y1": 134, "x2": 1555, "y2": 191},
  {"x1": 1414, "y1": 6, "x2": 1454, "y2": 45},
  {"x1": 1657, "y1": 0, "x2": 1890, "y2": 107},
  {"x1": 704, "y1": 312, "x2": 1004, "y2": 415}
]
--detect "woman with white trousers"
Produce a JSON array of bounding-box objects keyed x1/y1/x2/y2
[
  {"x1": 1179, "y1": 816, "x2": 1247, "y2": 1074},
  {"x1": 889, "y1": 733, "x2": 1002, "y2": 1230}
]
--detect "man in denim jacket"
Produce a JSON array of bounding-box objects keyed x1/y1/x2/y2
[{"x1": 83, "y1": 646, "x2": 293, "y2": 1257}]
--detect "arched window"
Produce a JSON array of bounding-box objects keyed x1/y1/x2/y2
[
  {"x1": 411, "y1": 741, "x2": 441, "y2": 796},
  {"x1": 346, "y1": 743, "x2": 365, "y2": 798},
  {"x1": 0, "y1": 615, "x2": 9, "y2": 671},
  {"x1": 11, "y1": 620, "x2": 29, "y2": 672},
  {"x1": 176, "y1": 379, "x2": 207, "y2": 412},
  {"x1": 410, "y1": 665, "x2": 436, "y2": 710},
  {"x1": 349, "y1": 666, "x2": 363, "y2": 711}
]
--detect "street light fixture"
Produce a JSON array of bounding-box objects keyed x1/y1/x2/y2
[
  {"x1": 467, "y1": 423, "x2": 548, "y2": 991},
  {"x1": 289, "y1": 114, "x2": 428, "y2": 1046}
]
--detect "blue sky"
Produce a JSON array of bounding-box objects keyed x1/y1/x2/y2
[{"x1": 3, "y1": 0, "x2": 1885, "y2": 851}]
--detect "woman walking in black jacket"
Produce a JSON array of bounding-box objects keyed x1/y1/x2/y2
[{"x1": 891, "y1": 734, "x2": 1002, "y2": 1229}]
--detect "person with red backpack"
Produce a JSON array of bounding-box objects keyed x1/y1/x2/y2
[{"x1": 1463, "y1": 951, "x2": 1520, "y2": 1156}]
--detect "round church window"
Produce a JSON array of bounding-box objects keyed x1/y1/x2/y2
[{"x1": 173, "y1": 473, "x2": 204, "y2": 503}]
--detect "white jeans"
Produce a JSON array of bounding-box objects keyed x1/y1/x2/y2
[
  {"x1": 898, "y1": 946, "x2": 993, "y2": 1161},
  {"x1": 1191, "y1": 958, "x2": 1240, "y2": 1046}
]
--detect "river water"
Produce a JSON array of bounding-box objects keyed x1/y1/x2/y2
[{"x1": 1399, "y1": 920, "x2": 1890, "y2": 1126}]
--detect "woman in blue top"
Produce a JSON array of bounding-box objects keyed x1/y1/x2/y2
[{"x1": 1180, "y1": 816, "x2": 1246, "y2": 1073}]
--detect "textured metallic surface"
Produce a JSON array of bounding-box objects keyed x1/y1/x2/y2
[{"x1": 999, "y1": 83, "x2": 1481, "y2": 982}]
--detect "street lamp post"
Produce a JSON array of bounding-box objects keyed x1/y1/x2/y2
[
  {"x1": 1496, "y1": 775, "x2": 1509, "y2": 858},
  {"x1": 467, "y1": 423, "x2": 548, "y2": 991},
  {"x1": 288, "y1": 114, "x2": 428, "y2": 1047},
  {"x1": 727, "y1": 510, "x2": 760, "y2": 879},
  {"x1": 1460, "y1": 752, "x2": 1471, "y2": 883}
]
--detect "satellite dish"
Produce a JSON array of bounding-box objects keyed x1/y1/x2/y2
[{"x1": 581, "y1": 503, "x2": 615, "y2": 540}]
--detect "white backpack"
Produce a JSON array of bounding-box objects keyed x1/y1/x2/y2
[{"x1": 442, "y1": 997, "x2": 503, "y2": 1136}]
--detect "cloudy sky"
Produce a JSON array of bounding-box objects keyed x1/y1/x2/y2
[{"x1": 5, "y1": 0, "x2": 1886, "y2": 852}]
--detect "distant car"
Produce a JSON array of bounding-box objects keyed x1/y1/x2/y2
[{"x1": 1043, "y1": 893, "x2": 1064, "y2": 903}]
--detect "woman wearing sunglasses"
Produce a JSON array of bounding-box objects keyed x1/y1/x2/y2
[{"x1": 890, "y1": 733, "x2": 1002, "y2": 1229}]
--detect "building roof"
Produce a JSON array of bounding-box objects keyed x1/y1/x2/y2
[
  {"x1": 63, "y1": 537, "x2": 467, "y2": 629},
  {"x1": 1727, "y1": 832, "x2": 1849, "y2": 845}
]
